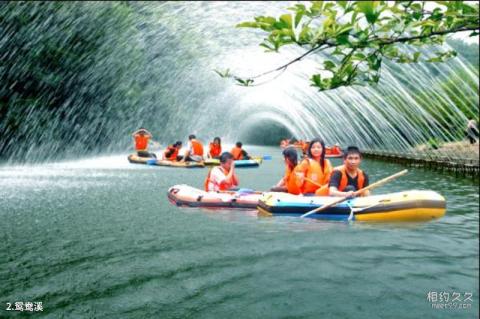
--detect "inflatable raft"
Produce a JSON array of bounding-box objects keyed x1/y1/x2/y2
[
  {"x1": 168, "y1": 184, "x2": 262, "y2": 209},
  {"x1": 128, "y1": 154, "x2": 204, "y2": 168},
  {"x1": 257, "y1": 190, "x2": 446, "y2": 221},
  {"x1": 204, "y1": 158, "x2": 262, "y2": 167}
]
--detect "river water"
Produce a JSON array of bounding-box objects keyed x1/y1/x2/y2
[{"x1": 1, "y1": 145, "x2": 478, "y2": 318}]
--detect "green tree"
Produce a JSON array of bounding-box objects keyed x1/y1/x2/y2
[{"x1": 219, "y1": 1, "x2": 479, "y2": 91}]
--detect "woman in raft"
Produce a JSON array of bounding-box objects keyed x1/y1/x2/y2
[
  {"x1": 207, "y1": 137, "x2": 222, "y2": 159},
  {"x1": 163, "y1": 141, "x2": 182, "y2": 161},
  {"x1": 270, "y1": 146, "x2": 301, "y2": 194},
  {"x1": 294, "y1": 138, "x2": 333, "y2": 196},
  {"x1": 204, "y1": 152, "x2": 239, "y2": 191}
]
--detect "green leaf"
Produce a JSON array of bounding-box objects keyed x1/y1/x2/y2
[
  {"x1": 288, "y1": 3, "x2": 306, "y2": 13},
  {"x1": 336, "y1": 33, "x2": 350, "y2": 45},
  {"x1": 367, "y1": 53, "x2": 382, "y2": 70},
  {"x1": 351, "y1": 11, "x2": 358, "y2": 24},
  {"x1": 259, "y1": 43, "x2": 275, "y2": 52},
  {"x1": 311, "y1": 74, "x2": 322, "y2": 87},
  {"x1": 236, "y1": 21, "x2": 259, "y2": 28},
  {"x1": 213, "y1": 68, "x2": 231, "y2": 78},
  {"x1": 323, "y1": 60, "x2": 336, "y2": 70},
  {"x1": 426, "y1": 57, "x2": 443, "y2": 62},
  {"x1": 337, "y1": 24, "x2": 353, "y2": 35},
  {"x1": 338, "y1": 1, "x2": 348, "y2": 9},
  {"x1": 353, "y1": 52, "x2": 366, "y2": 60},
  {"x1": 279, "y1": 14, "x2": 292, "y2": 29},
  {"x1": 308, "y1": 2, "x2": 324, "y2": 17},
  {"x1": 252, "y1": 16, "x2": 277, "y2": 31},
  {"x1": 413, "y1": 51, "x2": 421, "y2": 62},
  {"x1": 356, "y1": 1, "x2": 379, "y2": 24},
  {"x1": 298, "y1": 26, "x2": 312, "y2": 43},
  {"x1": 413, "y1": 20, "x2": 438, "y2": 28},
  {"x1": 255, "y1": 16, "x2": 276, "y2": 25},
  {"x1": 235, "y1": 77, "x2": 254, "y2": 86},
  {"x1": 294, "y1": 10, "x2": 304, "y2": 28}
]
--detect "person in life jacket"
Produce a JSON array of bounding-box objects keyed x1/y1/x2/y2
[
  {"x1": 204, "y1": 152, "x2": 239, "y2": 191},
  {"x1": 163, "y1": 141, "x2": 182, "y2": 161},
  {"x1": 270, "y1": 146, "x2": 301, "y2": 195},
  {"x1": 132, "y1": 128, "x2": 157, "y2": 158},
  {"x1": 331, "y1": 143, "x2": 342, "y2": 155},
  {"x1": 180, "y1": 134, "x2": 204, "y2": 162},
  {"x1": 294, "y1": 138, "x2": 333, "y2": 196},
  {"x1": 230, "y1": 142, "x2": 251, "y2": 160},
  {"x1": 208, "y1": 137, "x2": 222, "y2": 159},
  {"x1": 329, "y1": 146, "x2": 370, "y2": 198}
]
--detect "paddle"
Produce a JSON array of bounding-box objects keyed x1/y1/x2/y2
[{"x1": 300, "y1": 169, "x2": 408, "y2": 218}]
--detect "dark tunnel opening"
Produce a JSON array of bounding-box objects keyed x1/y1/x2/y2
[{"x1": 238, "y1": 121, "x2": 294, "y2": 146}]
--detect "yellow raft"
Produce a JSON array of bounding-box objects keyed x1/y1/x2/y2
[
  {"x1": 127, "y1": 154, "x2": 204, "y2": 168},
  {"x1": 257, "y1": 190, "x2": 446, "y2": 222}
]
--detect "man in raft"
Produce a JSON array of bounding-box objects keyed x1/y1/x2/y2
[
  {"x1": 180, "y1": 134, "x2": 204, "y2": 162},
  {"x1": 329, "y1": 146, "x2": 370, "y2": 198},
  {"x1": 231, "y1": 142, "x2": 251, "y2": 160},
  {"x1": 205, "y1": 152, "x2": 239, "y2": 191},
  {"x1": 132, "y1": 128, "x2": 157, "y2": 158}
]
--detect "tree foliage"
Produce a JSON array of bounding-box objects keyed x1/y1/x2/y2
[{"x1": 220, "y1": 1, "x2": 479, "y2": 91}]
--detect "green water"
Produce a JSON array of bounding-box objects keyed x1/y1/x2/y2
[{"x1": 1, "y1": 146, "x2": 478, "y2": 318}]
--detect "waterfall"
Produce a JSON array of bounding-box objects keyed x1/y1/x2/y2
[{"x1": 1, "y1": 1, "x2": 478, "y2": 163}]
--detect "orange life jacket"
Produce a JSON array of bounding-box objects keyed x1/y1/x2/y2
[
  {"x1": 204, "y1": 167, "x2": 235, "y2": 191},
  {"x1": 297, "y1": 158, "x2": 333, "y2": 194},
  {"x1": 335, "y1": 165, "x2": 365, "y2": 193},
  {"x1": 231, "y1": 146, "x2": 243, "y2": 160},
  {"x1": 191, "y1": 139, "x2": 204, "y2": 156},
  {"x1": 164, "y1": 146, "x2": 178, "y2": 161},
  {"x1": 332, "y1": 146, "x2": 341, "y2": 154},
  {"x1": 326, "y1": 146, "x2": 341, "y2": 155},
  {"x1": 209, "y1": 143, "x2": 222, "y2": 157},
  {"x1": 134, "y1": 135, "x2": 149, "y2": 151},
  {"x1": 284, "y1": 166, "x2": 301, "y2": 195}
]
